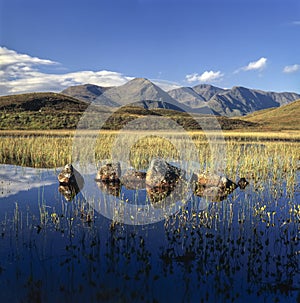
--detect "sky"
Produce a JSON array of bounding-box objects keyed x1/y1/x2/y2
[{"x1": 0, "y1": 0, "x2": 300, "y2": 95}]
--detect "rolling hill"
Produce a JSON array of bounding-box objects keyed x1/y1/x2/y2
[
  {"x1": 239, "y1": 99, "x2": 300, "y2": 130},
  {"x1": 0, "y1": 92, "x2": 91, "y2": 129},
  {"x1": 0, "y1": 91, "x2": 257, "y2": 130},
  {"x1": 0, "y1": 92, "x2": 89, "y2": 112}
]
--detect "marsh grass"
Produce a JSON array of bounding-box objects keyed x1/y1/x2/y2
[
  {"x1": 0, "y1": 131, "x2": 74, "y2": 168},
  {"x1": 0, "y1": 130, "x2": 299, "y2": 186}
]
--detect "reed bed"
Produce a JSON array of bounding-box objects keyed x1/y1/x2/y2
[
  {"x1": 0, "y1": 132, "x2": 74, "y2": 168},
  {"x1": 0, "y1": 130, "x2": 299, "y2": 186}
]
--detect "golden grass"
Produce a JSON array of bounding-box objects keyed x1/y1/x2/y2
[
  {"x1": 0, "y1": 130, "x2": 299, "y2": 192},
  {"x1": 239, "y1": 99, "x2": 300, "y2": 130}
]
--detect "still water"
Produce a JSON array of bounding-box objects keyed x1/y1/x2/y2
[{"x1": 0, "y1": 164, "x2": 299, "y2": 303}]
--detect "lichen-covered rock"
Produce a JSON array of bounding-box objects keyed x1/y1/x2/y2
[
  {"x1": 146, "y1": 158, "x2": 181, "y2": 189},
  {"x1": 96, "y1": 162, "x2": 121, "y2": 182},
  {"x1": 58, "y1": 164, "x2": 84, "y2": 187},
  {"x1": 121, "y1": 169, "x2": 146, "y2": 190}
]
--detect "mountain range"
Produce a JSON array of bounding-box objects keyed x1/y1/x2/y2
[
  {"x1": 61, "y1": 78, "x2": 300, "y2": 117},
  {"x1": 1, "y1": 80, "x2": 299, "y2": 130}
]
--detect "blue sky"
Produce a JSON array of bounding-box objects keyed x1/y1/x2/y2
[{"x1": 0, "y1": 0, "x2": 300, "y2": 95}]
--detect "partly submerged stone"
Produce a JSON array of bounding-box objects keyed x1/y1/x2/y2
[
  {"x1": 146, "y1": 186, "x2": 173, "y2": 204},
  {"x1": 96, "y1": 162, "x2": 121, "y2": 182},
  {"x1": 58, "y1": 164, "x2": 84, "y2": 187},
  {"x1": 120, "y1": 169, "x2": 146, "y2": 190},
  {"x1": 237, "y1": 177, "x2": 249, "y2": 189},
  {"x1": 195, "y1": 186, "x2": 230, "y2": 202},
  {"x1": 194, "y1": 172, "x2": 237, "y2": 201},
  {"x1": 146, "y1": 158, "x2": 182, "y2": 189},
  {"x1": 197, "y1": 173, "x2": 237, "y2": 190}
]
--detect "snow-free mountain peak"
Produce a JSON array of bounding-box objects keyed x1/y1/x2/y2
[{"x1": 98, "y1": 77, "x2": 177, "y2": 105}]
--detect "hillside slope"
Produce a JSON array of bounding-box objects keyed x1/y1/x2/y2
[
  {"x1": 240, "y1": 99, "x2": 300, "y2": 130},
  {"x1": 0, "y1": 91, "x2": 257, "y2": 130},
  {"x1": 61, "y1": 84, "x2": 117, "y2": 106},
  {"x1": 0, "y1": 92, "x2": 89, "y2": 112},
  {"x1": 0, "y1": 92, "x2": 91, "y2": 129}
]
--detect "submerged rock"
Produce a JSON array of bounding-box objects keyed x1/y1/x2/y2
[
  {"x1": 194, "y1": 172, "x2": 237, "y2": 202},
  {"x1": 58, "y1": 164, "x2": 84, "y2": 187},
  {"x1": 237, "y1": 177, "x2": 249, "y2": 189},
  {"x1": 121, "y1": 169, "x2": 146, "y2": 190},
  {"x1": 96, "y1": 162, "x2": 121, "y2": 182},
  {"x1": 197, "y1": 173, "x2": 237, "y2": 190},
  {"x1": 195, "y1": 186, "x2": 230, "y2": 202},
  {"x1": 146, "y1": 158, "x2": 182, "y2": 189}
]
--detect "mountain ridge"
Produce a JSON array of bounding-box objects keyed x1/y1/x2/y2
[
  {"x1": 0, "y1": 89, "x2": 299, "y2": 131},
  {"x1": 86, "y1": 78, "x2": 219, "y2": 114},
  {"x1": 168, "y1": 84, "x2": 300, "y2": 116},
  {"x1": 61, "y1": 78, "x2": 300, "y2": 117}
]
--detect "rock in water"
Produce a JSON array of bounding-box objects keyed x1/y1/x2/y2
[
  {"x1": 58, "y1": 164, "x2": 84, "y2": 187},
  {"x1": 197, "y1": 173, "x2": 237, "y2": 190},
  {"x1": 237, "y1": 177, "x2": 249, "y2": 189},
  {"x1": 194, "y1": 172, "x2": 237, "y2": 201},
  {"x1": 120, "y1": 169, "x2": 146, "y2": 190},
  {"x1": 146, "y1": 158, "x2": 181, "y2": 189},
  {"x1": 96, "y1": 162, "x2": 121, "y2": 182}
]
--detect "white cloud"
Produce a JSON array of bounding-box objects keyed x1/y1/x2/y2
[
  {"x1": 0, "y1": 47, "x2": 133, "y2": 95},
  {"x1": 0, "y1": 47, "x2": 183, "y2": 95},
  {"x1": 185, "y1": 70, "x2": 224, "y2": 83},
  {"x1": 242, "y1": 57, "x2": 267, "y2": 71},
  {"x1": 0, "y1": 46, "x2": 56, "y2": 68},
  {"x1": 283, "y1": 64, "x2": 300, "y2": 73},
  {"x1": 0, "y1": 70, "x2": 133, "y2": 95}
]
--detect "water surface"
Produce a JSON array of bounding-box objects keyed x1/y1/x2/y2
[{"x1": 0, "y1": 164, "x2": 299, "y2": 303}]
